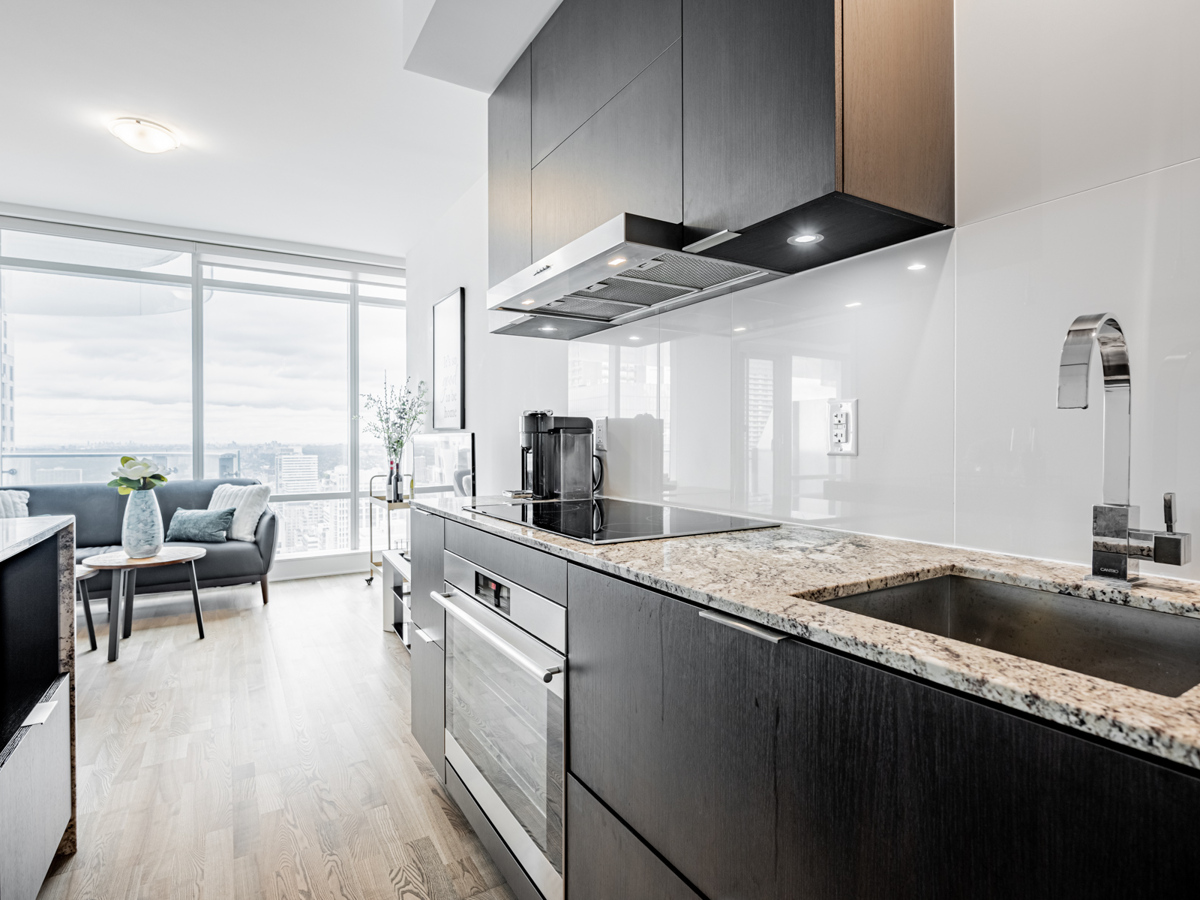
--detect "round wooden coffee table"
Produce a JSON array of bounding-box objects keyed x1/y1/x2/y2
[{"x1": 81, "y1": 546, "x2": 207, "y2": 661}]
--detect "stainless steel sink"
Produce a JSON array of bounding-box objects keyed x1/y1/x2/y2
[{"x1": 823, "y1": 576, "x2": 1200, "y2": 697}]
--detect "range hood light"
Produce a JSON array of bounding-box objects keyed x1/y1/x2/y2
[
  {"x1": 629, "y1": 336, "x2": 641, "y2": 341},
  {"x1": 733, "y1": 326, "x2": 747, "y2": 332},
  {"x1": 907, "y1": 263, "x2": 927, "y2": 270},
  {"x1": 788, "y1": 233, "x2": 824, "y2": 245},
  {"x1": 608, "y1": 256, "x2": 627, "y2": 266},
  {"x1": 846, "y1": 302, "x2": 862, "y2": 308},
  {"x1": 538, "y1": 325, "x2": 558, "y2": 332},
  {"x1": 520, "y1": 298, "x2": 536, "y2": 305}
]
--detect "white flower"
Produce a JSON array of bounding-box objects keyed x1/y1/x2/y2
[{"x1": 113, "y1": 458, "x2": 165, "y2": 481}]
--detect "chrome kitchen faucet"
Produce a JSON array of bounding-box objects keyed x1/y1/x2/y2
[{"x1": 1057, "y1": 313, "x2": 1190, "y2": 580}]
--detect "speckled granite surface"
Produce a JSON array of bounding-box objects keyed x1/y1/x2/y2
[{"x1": 416, "y1": 496, "x2": 1200, "y2": 770}]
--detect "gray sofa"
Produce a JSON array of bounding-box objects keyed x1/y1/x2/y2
[{"x1": 22, "y1": 478, "x2": 277, "y2": 602}]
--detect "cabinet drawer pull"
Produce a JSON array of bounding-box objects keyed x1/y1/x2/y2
[
  {"x1": 21, "y1": 700, "x2": 57, "y2": 727},
  {"x1": 413, "y1": 626, "x2": 436, "y2": 643},
  {"x1": 699, "y1": 609, "x2": 788, "y2": 643}
]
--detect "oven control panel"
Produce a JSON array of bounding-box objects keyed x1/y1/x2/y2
[{"x1": 475, "y1": 571, "x2": 511, "y2": 616}]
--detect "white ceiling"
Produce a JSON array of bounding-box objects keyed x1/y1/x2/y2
[
  {"x1": 403, "y1": 0, "x2": 562, "y2": 93},
  {"x1": 0, "y1": 0, "x2": 493, "y2": 260}
]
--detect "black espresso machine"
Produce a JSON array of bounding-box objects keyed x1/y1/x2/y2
[{"x1": 516, "y1": 410, "x2": 600, "y2": 500}]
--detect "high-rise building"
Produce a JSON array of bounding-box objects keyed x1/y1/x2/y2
[{"x1": 274, "y1": 450, "x2": 318, "y2": 494}]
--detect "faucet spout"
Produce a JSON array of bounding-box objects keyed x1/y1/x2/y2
[{"x1": 1057, "y1": 313, "x2": 1130, "y2": 507}]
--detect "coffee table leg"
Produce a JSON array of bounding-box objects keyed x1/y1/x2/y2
[
  {"x1": 80, "y1": 581, "x2": 97, "y2": 652},
  {"x1": 108, "y1": 570, "x2": 125, "y2": 662},
  {"x1": 188, "y1": 561, "x2": 205, "y2": 639},
  {"x1": 123, "y1": 569, "x2": 137, "y2": 639}
]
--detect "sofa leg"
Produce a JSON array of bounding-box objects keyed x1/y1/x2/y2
[{"x1": 260, "y1": 576, "x2": 269, "y2": 604}]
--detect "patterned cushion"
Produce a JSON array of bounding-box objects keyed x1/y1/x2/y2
[
  {"x1": 166, "y1": 507, "x2": 236, "y2": 543},
  {"x1": 208, "y1": 483, "x2": 271, "y2": 542}
]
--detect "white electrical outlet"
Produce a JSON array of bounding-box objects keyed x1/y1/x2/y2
[{"x1": 828, "y1": 399, "x2": 858, "y2": 456}]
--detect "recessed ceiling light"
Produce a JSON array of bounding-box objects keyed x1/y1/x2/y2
[
  {"x1": 520, "y1": 298, "x2": 536, "y2": 306},
  {"x1": 108, "y1": 117, "x2": 181, "y2": 153},
  {"x1": 608, "y1": 257, "x2": 627, "y2": 266},
  {"x1": 787, "y1": 233, "x2": 823, "y2": 245},
  {"x1": 907, "y1": 263, "x2": 926, "y2": 271},
  {"x1": 538, "y1": 325, "x2": 557, "y2": 332},
  {"x1": 845, "y1": 302, "x2": 862, "y2": 308},
  {"x1": 733, "y1": 326, "x2": 747, "y2": 332}
]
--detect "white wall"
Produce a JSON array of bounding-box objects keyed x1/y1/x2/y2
[
  {"x1": 406, "y1": 176, "x2": 568, "y2": 496},
  {"x1": 563, "y1": 1, "x2": 1200, "y2": 581}
]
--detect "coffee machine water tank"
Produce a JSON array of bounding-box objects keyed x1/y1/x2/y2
[{"x1": 519, "y1": 411, "x2": 596, "y2": 500}]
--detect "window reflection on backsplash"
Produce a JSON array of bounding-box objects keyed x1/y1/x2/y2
[{"x1": 569, "y1": 229, "x2": 955, "y2": 544}]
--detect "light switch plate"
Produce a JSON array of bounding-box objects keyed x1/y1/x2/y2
[{"x1": 828, "y1": 399, "x2": 858, "y2": 456}]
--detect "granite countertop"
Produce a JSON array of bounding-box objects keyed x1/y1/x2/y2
[
  {"x1": 415, "y1": 495, "x2": 1200, "y2": 771},
  {"x1": 0, "y1": 515, "x2": 74, "y2": 564}
]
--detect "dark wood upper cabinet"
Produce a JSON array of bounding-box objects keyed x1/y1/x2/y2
[
  {"x1": 531, "y1": 40, "x2": 682, "y2": 262},
  {"x1": 531, "y1": 0, "x2": 681, "y2": 167},
  {"x1": 488, "y1": 46, "x2": 533, "y2": 290},
  {"x1": 488, "y1": 0, "x2": 954, "y2": 292},
  {"x1": 682, "y1": 0, "x2": 837, "y2": 233},
  {"x1": 682, "y1": 0, "x2": 953, "y2": 274}
]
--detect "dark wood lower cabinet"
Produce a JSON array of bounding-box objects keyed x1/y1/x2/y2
[
  {"x1": 568, "y1": 562, "x2": 1200, "y2": 900},
  {"x1": 567, "y1": 774, "x2": 701, "y2": 900}
]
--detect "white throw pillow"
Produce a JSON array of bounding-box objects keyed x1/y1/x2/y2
[
  {"x1": 0, "y1": 490, "x2": 30, "y2": 518},
  {"x1": 208, "y1": 483, "x2": 271, "y2": 542}
]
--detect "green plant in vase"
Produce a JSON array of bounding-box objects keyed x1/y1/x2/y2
[{"x1": 107, "y1": 456, "x2": 170, "y2": 558}]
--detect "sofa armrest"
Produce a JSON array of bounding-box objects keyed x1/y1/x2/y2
[{"x1": 255, "y1": 507, "x2": 278, "y2": 574}]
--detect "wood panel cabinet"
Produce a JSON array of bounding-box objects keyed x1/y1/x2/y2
[
  {"x1": 682, "y1": 0, "x2": 836, "y2": 234},
  {"x1": 567, "y1": 774, "x2": 702, "y2": 900},
  {"x1": 531, "y1": 0, "x2": 680, "y2": 167},
  {"x1": 410, "y1": 508, "x2": 445, "y2": 643},
  {"x1": 531, "y1": 40, "x2": 682, "y2": 262},
  {"x1": 681, "y1": 0, "x2": 953, "y2": 274},
  {"x1": 409, "y1": 509, "x2": 445, "y2": 782},
  {"x1": 569, "y1": 561, "x2": 1200, "y2": 899},
  {"x1": 488, "y1": 46, "x2": 533, "y2": 289},
  {"x1": 568, "y1": 563, "x2": 783, "y2": 898}
]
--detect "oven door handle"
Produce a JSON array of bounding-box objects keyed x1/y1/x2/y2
[{"x1": 430, "y1": 591, "x2": 564, "y2": 684}]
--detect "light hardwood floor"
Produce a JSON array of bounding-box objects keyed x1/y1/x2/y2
[{"x1": 38, "y1": 575, "x2": 517, "y2": 900}]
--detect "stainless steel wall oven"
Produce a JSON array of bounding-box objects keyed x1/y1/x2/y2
[{"x1": 433, "y1": 551, "x2": 566, "y2": 900}]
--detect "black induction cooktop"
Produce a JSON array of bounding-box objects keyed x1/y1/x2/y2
[{"x1": 466, "y1": 498, "x2": 777, "y2": 544}]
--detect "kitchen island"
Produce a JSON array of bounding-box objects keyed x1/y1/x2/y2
[
  {"x1": 411, "y1": 496, "x2": 1200, "y2": 899},
  {"x1": 0, "y1": 515, "x2": 77, "y2": 900}
]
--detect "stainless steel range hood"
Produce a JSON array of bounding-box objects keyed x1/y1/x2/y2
[{"x1": 488, "y1": 214, "x2": 784, "y2": 339}]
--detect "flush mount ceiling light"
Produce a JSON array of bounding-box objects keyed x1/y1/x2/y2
[
  {"x1": 787, "y1": 233, "x2": 823, "y2": 246},
  {"x1": 907, "y1": 263, "x2": 927, "y2": 271},
  {"x1": 108, "y1": 117, "x2": 181, "y2": 153}
]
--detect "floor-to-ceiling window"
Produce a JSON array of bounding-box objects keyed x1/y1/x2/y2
[{"x1": 0, "y1": 219, "x2": 406, "y2": 559}]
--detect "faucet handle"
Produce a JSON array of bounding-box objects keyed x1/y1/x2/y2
[{"x1": 1165, "y1": 493, "x2": 1176, "y2": 533}]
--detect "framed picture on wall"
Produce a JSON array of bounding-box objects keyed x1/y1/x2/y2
[{"x1": 432, "y1": 287, "x2": 465, "y2": 430}]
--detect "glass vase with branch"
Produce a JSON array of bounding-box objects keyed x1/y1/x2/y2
[{"x1": 362, "y1": 376, "x2": 428, "y2": 500}]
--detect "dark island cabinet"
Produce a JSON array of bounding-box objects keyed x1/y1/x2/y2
[
  {"x1": 409, "y1": 509, "x2": 445, "y2": 781},
  {"x1": 568, "y1": 562, "x2": 1200, "y2": 899},
  {"x1": 567, "y1": 774, "x2": 702, "y2": 900},
  {"x1": 567, "y1": 562, "x2": 783, "y2": 899}
]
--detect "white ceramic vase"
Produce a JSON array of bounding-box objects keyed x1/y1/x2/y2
[{"x1": 122, "y1": 489, "x2": 164, "y2": 558}]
